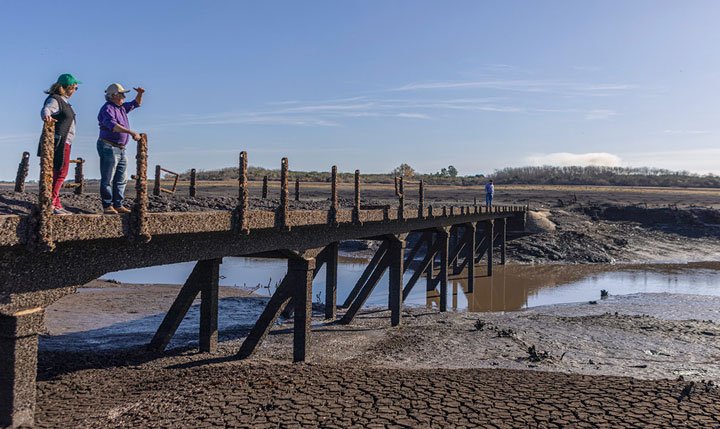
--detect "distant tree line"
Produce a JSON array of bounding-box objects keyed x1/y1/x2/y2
[
  {"x1": 179, "y1": 164, "x2": 720, "y2": 188},
  {"x1": 490, "y1": 165, "x2": 720, "y2": 188}
]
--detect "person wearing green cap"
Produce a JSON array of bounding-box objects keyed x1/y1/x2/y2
[{"x1": 38, "y1": 73, "x2": 81, "y2": 215}]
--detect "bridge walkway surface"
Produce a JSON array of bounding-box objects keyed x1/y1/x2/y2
[{"x1": 0, "y1": 127, "x2": 526, "y2": 427}]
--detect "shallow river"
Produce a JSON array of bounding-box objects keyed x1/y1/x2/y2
[{"x1": 102, "y1": 258, "x2": 720, "y2": 313}]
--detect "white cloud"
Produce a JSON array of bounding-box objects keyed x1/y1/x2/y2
[
  {"x1": 663, "y1": 129, "x2": 710, "y2": 135},
  {"x1": 585, "y1": 109, "x2": 617, "y2": 120},
  {"x1": 526, "y1": 152, "x2": 623, "y2": 167},
  {"x1": 392, "y1": 79, "x2": 635, "y2": 96}
]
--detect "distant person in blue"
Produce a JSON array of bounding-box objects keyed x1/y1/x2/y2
[
  {"x1": 97, "y1": 83, "x2": 145, "y2": 214},
  {"x1": 485, "y1": 180, "x2": 494, "y2": 209}
]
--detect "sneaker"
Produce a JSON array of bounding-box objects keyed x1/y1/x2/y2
[
  {"x1": 103, "y1": 206, "x2": 118, "y2": 215},
  {"x1": 114, "y1": 206, "x2": 131, "y2": 214},
  {"x1": 52, "y1": 208, "x2": 71, "y2": 215}
]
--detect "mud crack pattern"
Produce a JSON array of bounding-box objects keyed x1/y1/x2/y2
[{"x1": 36, "y1": 362, "x2": 720, "y2": 428}]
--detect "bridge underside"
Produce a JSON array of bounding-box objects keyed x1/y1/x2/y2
[{"x1": 0, "y1": 206, "x2": 524, "y2": 427}]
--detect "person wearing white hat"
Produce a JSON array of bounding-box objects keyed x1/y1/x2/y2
[{"x1": 96, "y1": 83, "x2": 145, "y2": 214}]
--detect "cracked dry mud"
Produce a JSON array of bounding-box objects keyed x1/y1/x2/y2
[{"x1": 36, "y1": 294, "x2": 720, "y2": 428}]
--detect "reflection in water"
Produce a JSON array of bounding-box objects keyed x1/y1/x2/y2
[
  {"x1": 442, "y1": 262, "x2": 720, "y2": 312},
  {"x1": 103, "y1": 258, "x2": 720, "y2": 314}
]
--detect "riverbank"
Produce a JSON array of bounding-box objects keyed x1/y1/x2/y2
[{"x1": 36, "y1": 288, "x2": 720, "y2": 427}]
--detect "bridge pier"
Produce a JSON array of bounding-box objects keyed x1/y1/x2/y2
[
  {"x1": 324, "y1": 242, "x2": 339, "y2": 320},
  {"x1": 387, "y1": 235, "x2": 405, "y2": 327},
  {"x1": 465, "y1": 223, "x2": 476, "y2": 293},
  {"x1": 485, "y1": 220, "x2": 494, "y2": 276},
  {"x1": 0, "y1": 308, "x2": 44, "y2": 428},
  {"x1": 237, "y1": 253, "x2": 319, "y2": 361},
  {"x1": 149, "y1": 258, "x2": 222, "y2": 353}
]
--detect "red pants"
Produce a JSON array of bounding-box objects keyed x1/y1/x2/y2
[{"x1": 51, "y1": 143, "x2": 71, "y2": 209}]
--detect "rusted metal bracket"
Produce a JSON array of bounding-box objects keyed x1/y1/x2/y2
[
  {"x1": 153, "y1": 165, "x2": 179, "y2": 196},
  {"x1": 62, "y1": 158, "x2": 85, "y2": 194}
]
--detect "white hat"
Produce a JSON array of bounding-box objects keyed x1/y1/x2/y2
[{"x1": 105, "y1": 83, "x2": 131, "y2": 96}]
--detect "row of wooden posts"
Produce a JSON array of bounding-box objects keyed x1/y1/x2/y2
[
  {"x1": 32, "y1": 123, "x2": 526, "y2": 252},
  {"x1": 14, "y1": 151, "x2": 85, "y2": 194}
]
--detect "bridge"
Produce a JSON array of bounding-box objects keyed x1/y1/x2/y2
[{"x1": 0, "y1": 127, "x2": 527, "y2": 427}]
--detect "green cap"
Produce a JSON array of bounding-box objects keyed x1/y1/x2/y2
[{"x1": 56, "y1": 73, "x2": 82, "y2": 86}]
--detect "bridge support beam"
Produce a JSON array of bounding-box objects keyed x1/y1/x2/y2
[
  {"x1": 0, "y1": 308, "x2": 44, "y2": 429},
  {"x1": 324, "y1": 242, "x2": 338, "y2": 320},
  {"x1": 149, "y1": 258, "x2": 222, "y2": 353},
  {"x1": 465, "y1": 223, "x2": 476, "y2": 293},
  {"x1": 238, "y1": 254, "x2": 317, "y2": 361},
  {"x1": 290, "y1": 257, "x2": 315, "y2": 362},
  {"x1": 485, "y1": 220, "x2": 494, "y2": 276},
  {"x1": 340, "y1": 241, "x2": 388, "y2": 309},
  {"x1": 340, "y1": 234, "x2": 406, "y2": 326},
  {"x1": 387, "y1": 235, "x2": 405, "y2": 327},
  {"x1": 500, "y1": 218, "x2": 507, "y2": 265},
  {"x1": 438, "y1": 228, "x2": 449, "y2": 312}
]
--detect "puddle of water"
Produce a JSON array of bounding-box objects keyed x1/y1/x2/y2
[{"x1": 102, "y1": 259, "x2": 720, "y2": 313}]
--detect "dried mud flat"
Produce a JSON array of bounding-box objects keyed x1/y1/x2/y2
[{"x1": 35, "y1": 289, "x2": 720, "y2": 428}]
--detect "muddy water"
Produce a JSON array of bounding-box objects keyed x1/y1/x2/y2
[{"x1": 102, "y1": 259, "x2": 720, "y2": 313}]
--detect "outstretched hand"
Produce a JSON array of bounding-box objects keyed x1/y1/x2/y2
[{"x1": 133, "y1": 87, "x2": 145, "y2": 94}]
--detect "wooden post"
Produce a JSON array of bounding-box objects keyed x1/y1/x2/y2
[
  {"x1": 131, "y1": 134, "x2": 150, "y2": 243},
  {"x1": 14, "y1": 152, "x2": 30, "y2": 193},
  {"x1": 325, "y1": 242, "x2": 339, "y2": 320},
  {"x1": 189, "y1": 168, "x2": 197, "y2": 197},
  {"x1": 418, "y1": 179, "x2": 424, "y2": 218},
  {"x1": 353, "y1": 169, "x2": 361, "y2": 224},
  {"x1": 262, "y1": 175, "x2": 268, "y2": 199},
  {"x1": 388, "y1": 235, "x2": 405, "y2": 327},
  {"x1": 398, "y1": 176, "x2": 405, "y2": 220},
  {"x1": 153, "y1": 165, "x2": 161, "y2": 196},
  {"x1": 277, "y1": 159, "x2": 288, "y2": 229},
  {"x1": 235, "y1": 152, "x2": 249, "y2": 234},
  {"x1": 35, "y1": 122, "x2": 55, "y2": 251},
  {"x1": 330, "y1": 165, "x2": 338, "y2": 225},
  {"x1": 295, "y1": 178, "x2": 300, "y2": 201},
  {"x1": 73, "y1": 158, "x2": 84, "y2": 195}
]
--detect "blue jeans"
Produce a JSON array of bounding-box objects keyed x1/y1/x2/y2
[
  {"x1": 485, "y1": 193, "x2": 493, "y2": 207},
  {"x1": 97, "y1": 140, "x2": 128, "y2": 208}
]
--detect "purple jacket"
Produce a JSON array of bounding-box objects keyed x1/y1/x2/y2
[{"x1": 97, "y1": 100, "x2": 139, "y2": 146}]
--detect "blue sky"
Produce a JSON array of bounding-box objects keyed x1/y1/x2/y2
[{"x1": 2, "y1": 1, "x2": 719, "y2": 180}]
